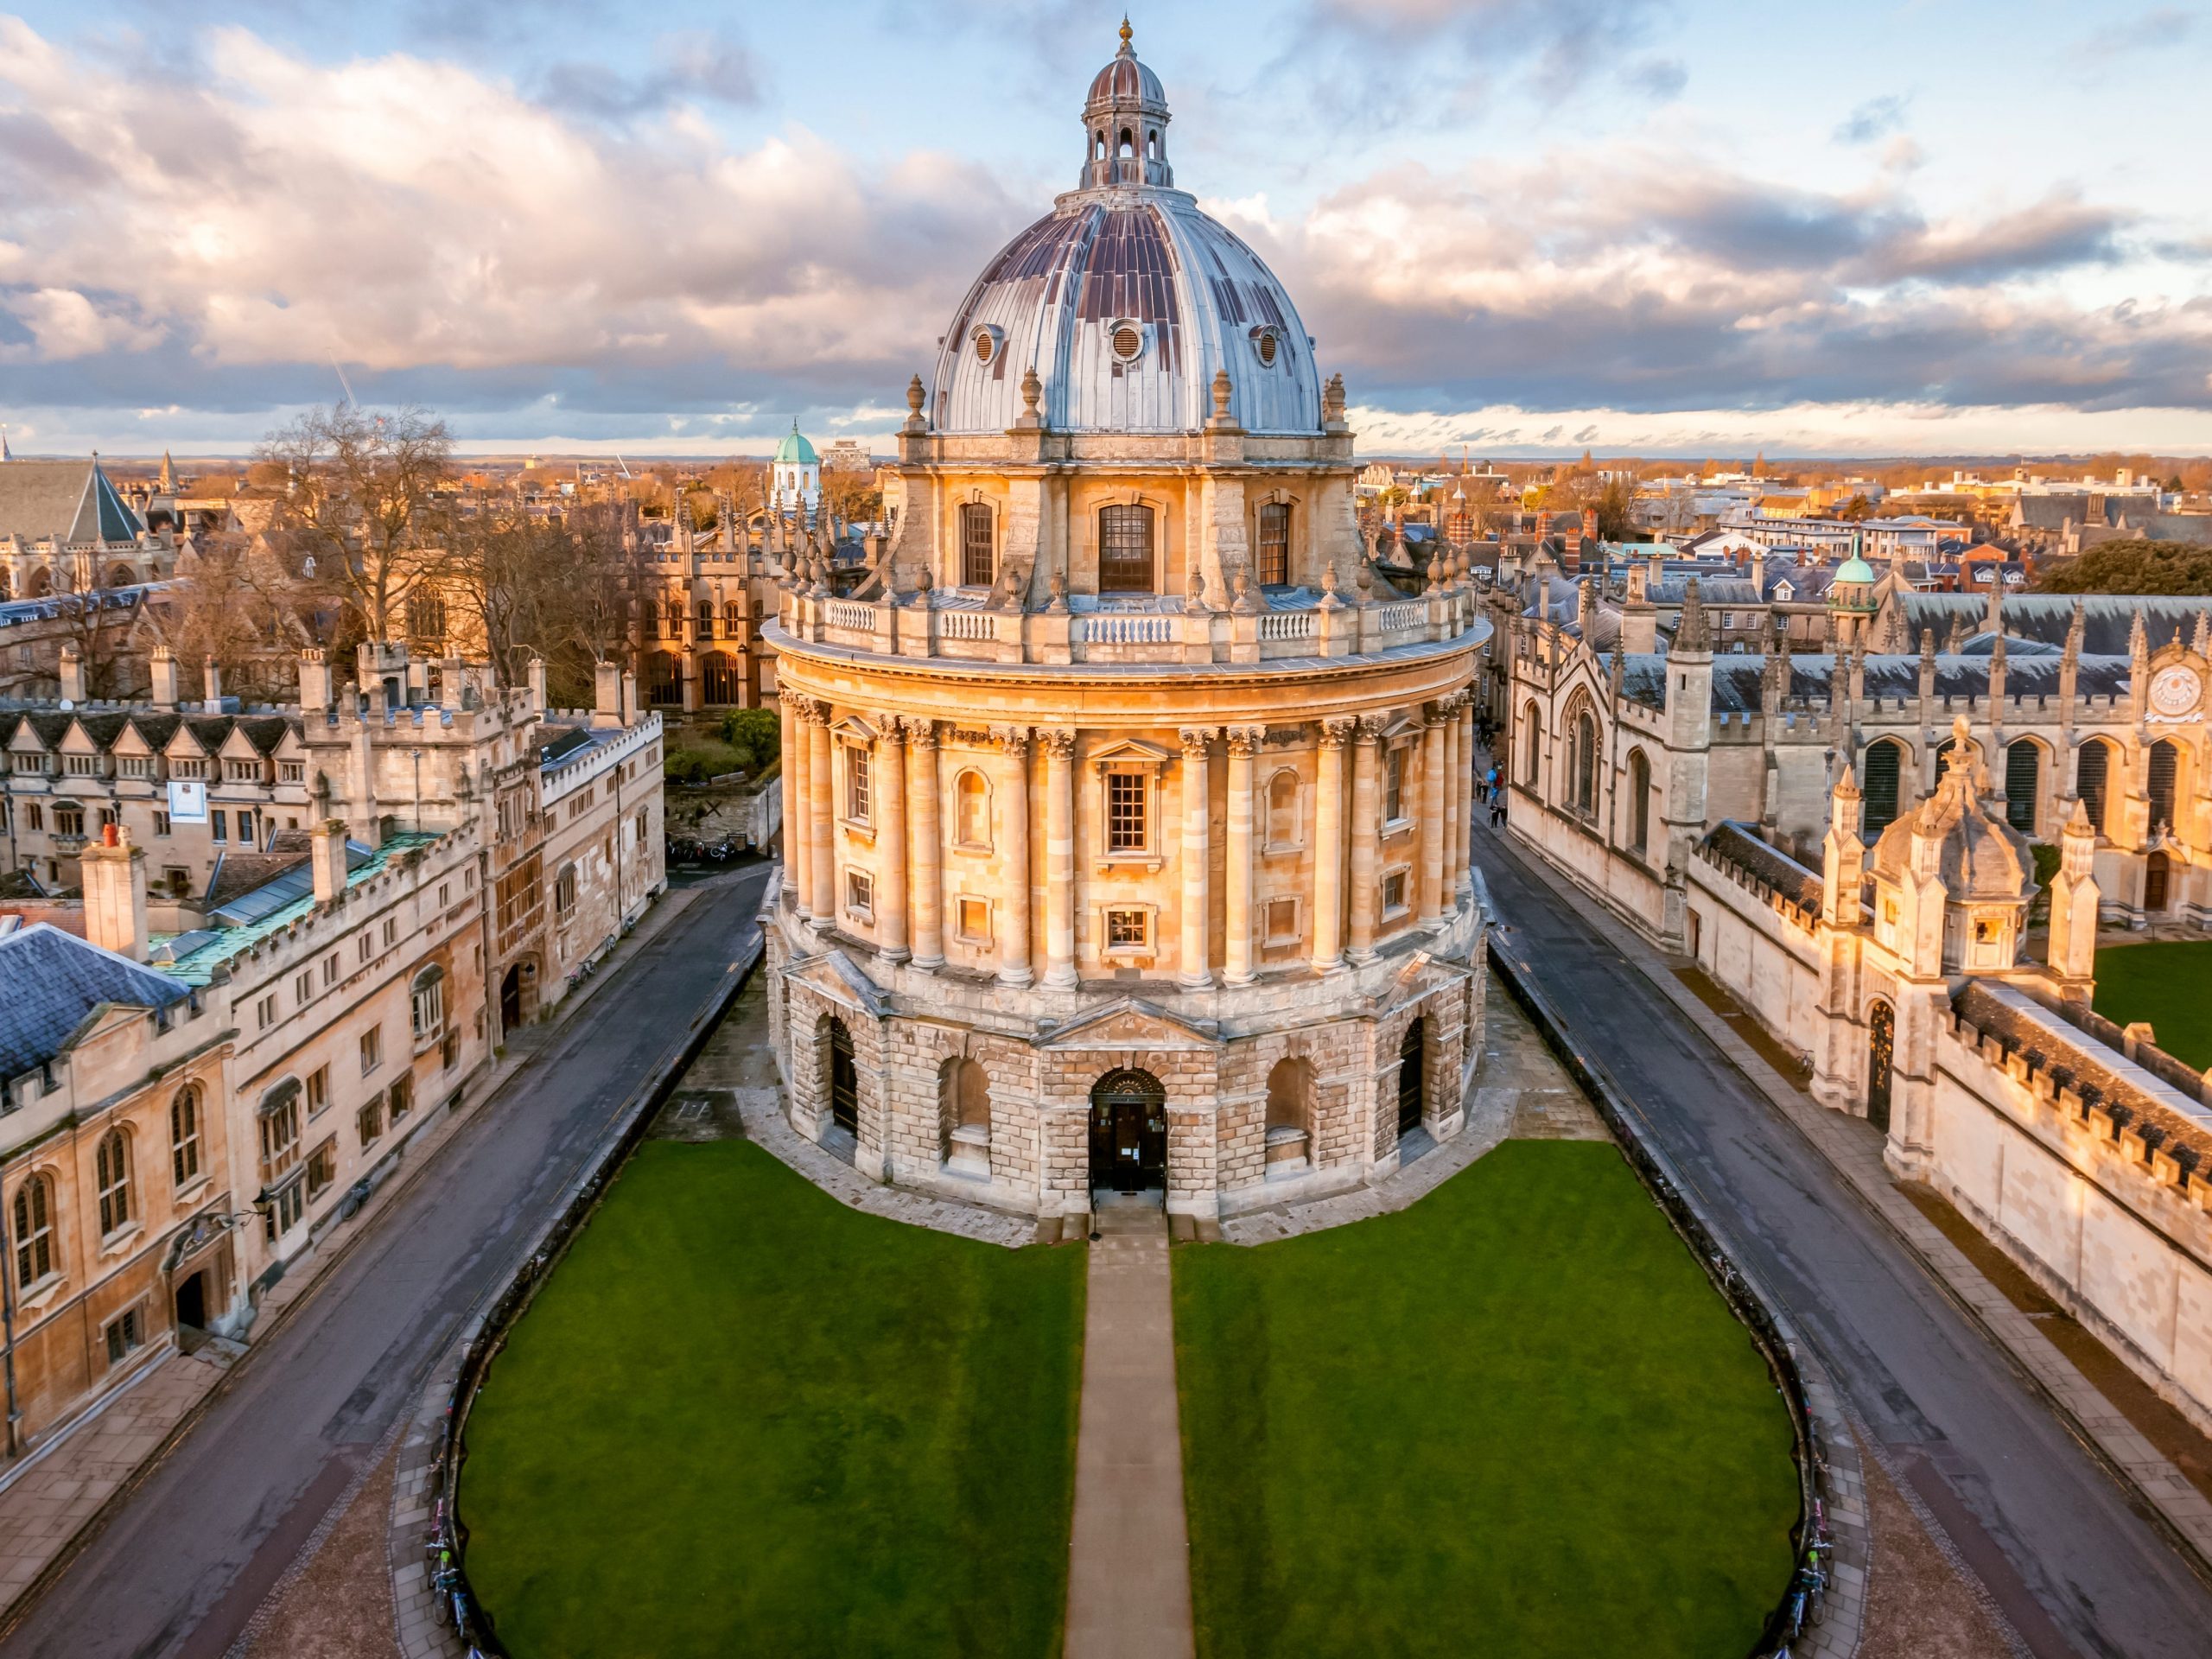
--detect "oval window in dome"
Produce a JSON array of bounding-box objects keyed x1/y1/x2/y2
[
  {"x1": 1112, "y1": 324, "x2": 1143, "y2": 362},
  {"x1": 1257, "y1": 331, "x2": 1278, "y2": 367},
  {"x1": 972, "y1": 325, "x2": 1001, "y2": 365}
]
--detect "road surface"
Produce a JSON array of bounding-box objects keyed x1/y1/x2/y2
[
  {"x1": 1472, "y1": 826, "x2": 2212, "y2": 1658},
  {"x1": 0, "y1": 866, "x2": 770, "y2": 1659}
]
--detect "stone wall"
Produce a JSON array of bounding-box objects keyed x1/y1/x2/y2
[{"x1": 1681, "y1": 840, "x2": 1826, "y2": 1061}]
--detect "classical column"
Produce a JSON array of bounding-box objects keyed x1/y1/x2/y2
[
  {"x1": 878, "y1": 719, "x2": 910, "y2": 961},
  {"x1": 1179, "y1": 727, "x2": 1215, "y2": 988},
  {"x1": 1311, "y1": 718, "x2": 1352, "y2": 973},
  {"x1": 994, "y1": 726, "x2": 1033, "y2": 987},
  {"x1": 809, "y1": 704, "x2": 836, "y2": 922},
  {"x1": 906, "y1": 720, "x2": 944, "y2": 969},
  {"x1": 1418, "y1": 704, "x2": 1446, "y2": 924},
  {"x1": 1348, "y1": 717, "x2": 1382, "y2": 963},
  {"x1": 1455, "y1": 696, "x2": 1476, "y2": 897},
  {"x1": 1224, "y1": 727, "x2": 1262, "y2": 985},
  {"x1": 1439, "y1": 696, "x2": 1460, "y2": 911},
  {"x1": 781, "y1": 697, "x2": 807, "y2": 917},
  {"x1": 1041, "y1": 728, "x2": 1078, "y2": 988}
]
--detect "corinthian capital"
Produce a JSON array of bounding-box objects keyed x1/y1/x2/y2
[
  {"x1": 1319, "y1": 716, "x2": 1357, "y2": 750},
  {"x1": 1224, "y1": 725, "x2": 1268, "y2": 756},
  {"x1": 989, "y1": 723, "x2": 1032, "y2": 754},
  {"x1": 899, "y1": 715, "x2": 938, "y2": 748},
  {"x1": 1038, "y1": 728, "x2": 1077, "y2": 762},
  {"x1": 1178, "y1": 726, "x2": 1217, "y2": 759}
]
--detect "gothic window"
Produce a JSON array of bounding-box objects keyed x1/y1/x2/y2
[
  {"x1": 700, "y1": 652, "x2": 740, "y2": 705},
  {"x1": 1258, "y1": 502, "x2": 1291, "y2": 586},
  {"x1": 961, "y1": 504, "x2": 995, "y2": 588},
  {"x1": 170, "y1": 1084, "x2": 202, "y2": 1186},
  {"x1": 645, "y1": 652, "x2": 681, "y2": 707},
  {"x1": 555, "y1": 862, "x2": 578, "y2": 920},
  {"x1": 1861, "y1": 740, "x2": 1904, "y2": 835},
  {"x1": 1099, "y1": 504, "x2": 1154, "y2": 591},
  {"x1": 1521, "y1": 704, "x2": 1542, "y2": 788},
  {"x1": 2149, "y1": 739, "x2": 2180, "y2": 834},
  {"x1": 96, "y1": 1130, "x2": 132, "y2": 1236},
  {"x1": 13, "y1": 1178, "x2": 54, "y2": 1287},
  {"x1": 1572, "y1": 709, "x2": 1598, "y2": 814},
  {"x1": 696, "y1": 600, "x2": 715, "y2": 639},
  {"x1": 2075, "y1": 739, "x2": 2112, "y2": 836},
  {"x1": 411, "y1": 966, "x2": 446, "y2": 1039},
  {"x1": 2004, "y1": 741, "x2": 2040, "y2": 834},
  {"x1": 1107, "y1": 772, "x2": 1148, "y2": 853},
  {"x1": 955, "y1": 770, "x2": 990, "y2": 849},
  {"x1": 1627, "y1": 748, "x2": 1651, "y2": 853}
]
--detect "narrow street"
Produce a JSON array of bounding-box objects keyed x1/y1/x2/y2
[
  {"x1": 0, "y1": 866, "x2": 771, "y2": 1659},
  {"x1": 1471, "y1": 826, "x2": 2212, "y2": 1658}
]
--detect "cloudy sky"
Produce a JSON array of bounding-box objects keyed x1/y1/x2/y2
[{"x1": 3, "y1": 0, "x2": 2209, "y2": 457}]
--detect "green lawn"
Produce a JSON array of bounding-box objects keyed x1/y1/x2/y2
[
  {"x1": 1173, "y1": 1140, "x2": 1800, "y2": 1659},
  {"x1": 2095, "y1": 940, "x2": 2212, "y2": 1071},
  {"x1": 460, "y1": 1139, "x2": 1085, "y2": 1659}
]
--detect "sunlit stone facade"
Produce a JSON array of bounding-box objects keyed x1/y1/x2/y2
[{"x1": 761, "y1": 29, "x2": 1490, "y2": 1218}]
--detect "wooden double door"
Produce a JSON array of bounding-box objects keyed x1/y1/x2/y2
[{"x1": 1089, "y1": 1070, "x2": 1166, "y2": 1192}]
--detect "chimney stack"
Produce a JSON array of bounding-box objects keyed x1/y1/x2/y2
[
  {"x1": 299, "y1": 647, "x2": 332, "y2": 715},
  {"x1": 620, "y1": 669, "x2": 638, "y2": 727},
  {"x1": 526, "y1": 656, "x2": 548, "y2": 715},
  {"x1": 81, "y1": 823, "x2": 148, "y2": 962},
  {"x1": 149, "y1": 645, "x2": 179, "y2": 710},
  {"x1": 202, "y1": 656, "x2": 223, "y2": 711},
  {"x1": 58, "y1": 645, "x2": 86, "y2": 704},
  {"x1": 593, "y1": 661, "x2": 622, "y2": 728},
  {"x1": 308, "y1": 817, "x2": 350, "y2": 906}
]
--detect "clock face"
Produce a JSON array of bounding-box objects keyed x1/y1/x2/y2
[{"x1": 2149, "y1": 664, "x2": 2202, "y2": 719}]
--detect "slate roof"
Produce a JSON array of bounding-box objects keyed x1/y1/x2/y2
[
  {"x1": 0, "y1": 460, "x2": 144, "y2": 545},
  {"x1": 1703, "y1": 822, "x2": 1825, "y2": 911},
  {"x1": 1889, "y1": 594, "x2": 2212, "y2": 656},
  {"x1": 1697, "y1": 650, "x2": 2139, "y2": 710},
  {"x1": 0, "y1": 923, "x2": 191, "y2": 1077}
]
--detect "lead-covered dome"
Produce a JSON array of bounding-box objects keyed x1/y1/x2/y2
[{"x1": 927, "y1": 25, "x2": 1322, "y2": 438}]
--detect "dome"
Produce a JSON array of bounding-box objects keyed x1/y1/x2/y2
[
  {"x1": 927, "y1": 25, "x2": 1320, "y2": 437},
  {"x1": 1834, "y1": 554, "x2": 1876, "y2": 585},
  {"x1": 773, "y1": 423, "x2": 817, "y2": 465}
]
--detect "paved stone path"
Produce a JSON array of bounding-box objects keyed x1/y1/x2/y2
[{"x1": 1065, "y1": 1195, "x2": 1195, "y2": 1659}]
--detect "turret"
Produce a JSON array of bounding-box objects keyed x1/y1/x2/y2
[
  {"x1": 1821, "y1": 766, "x2": 1865, "y2": 926},
  {"x1": 2044, "y1": 797, "x2": 2100, "y2": 996}
]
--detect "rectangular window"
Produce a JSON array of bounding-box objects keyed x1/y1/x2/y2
[
  {"x1": 53, "y1": 804, "x2": 84, "y2": 837},
  {"x1": 846, "y1": 869, "x2": 874, "y2": 918},
  {"x1": 1382, "y1": 872, "x2": 1408, "y2": 914},
  {"x1": 1098, "y1": 503, "x2": 1156, "y2": 593},
  {"x1": 104, "y1": 1306, "x2": 145, "y2": 1369},
  {"x1": 360, "y1": 1026, "x2": 382, "y2": 1075},
  {"x1": 1104, "y1": 908, "x2": 1149, "y2": 950},
  {"x1": 256, "y1": 993, "x2": 277, "y2": 1029},
  {"x1": 306, "y1": 1065, "x2": 329, "y2": 1117},
  {"x1": 1383, "y1": 748, "x2": 1407, "y2": 823},
  {"x1": 261, "y1": 1096, "x2": 301, "y2": 1175},
  {"x1": 412, "y1": 975, "x2": 445, "y2": 1039},
  {"x1": 64, "y1": 753, "x2": 101, "y2": 777},
  {"x1": 442, "y1": 1027, "x2": 460, "y2": 1071},
  {"x1": 152, "y1": 810, "x2": 171, "y2": 836},
  {"x1": 845, "y1": 747, "x2": 872, "y2": 824},
  {"x1": 305, "y1": 1139, "x2": 337, "y2": 1200},
  {"x1": 170, "y1": 758, "x2": 207, "y2": 779},
  {"x1": 358, "y1": 1094, "x2": 384, "y2": 1148},
  {"x1": 237, "y1": 810, "x2": 256, "y2": 847},
  {"x1": 1106, "y1": 772, "x2": 1147, "y2": 853},
  {"x1": 383, "y1": 918, "x2": 397, "y2": 948},
  {"x1": 1258, "y1": 502, "x2": 1291, "y2": 586},
  {"x1": 359, "y1": 933, "x2": 372, "y2": 963},
  {"x1": 226, "y1": 759, "x2": 259, "y2": 782},
  {"x1": 264, "y1": 1178, "x2": 304, "y2": 1240},
  {"x1": 323, "y1": 954, "x2": 339, "y2": 986},
  {"x1": 280, "y1": 760, "x2": 305, "y2": 783},
  {"x1": 961, "y1": 503, "x2": 995, "y2": 588},
  {"x1": 212, "y1": 809, "x2": 227, "y2": 843},
  {"x1": 22, "y1": 804, "x2": 41, "y2": 832},
  {"x1": 957, "y1": 898, "x2": 991, "y2": 944},
  {"x1": 295, "y1": 970, "x2": 314, "y2": 1003},
  {"x1": 389, "y1": 1072, "x2": 414, "y2": 1123}
]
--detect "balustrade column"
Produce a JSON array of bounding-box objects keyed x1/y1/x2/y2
[
  {"x1": 1179, "y1": 728, "x2": 1215, "y2": 988},
  {"x1": 878, "y1": 721, "x2": 910, "y2": 961},
  {"x1": 1042, "y1": 729, "x2": 1078, "y2": 988},
  {"x1": 1348, "y1": 719, "x2": 1382, "y2": 963},
  {"x1": 782, "y1": 698, "x2": 808, "y2": 917},
  {"x1": 906, "y1": 721, "x2": 944, "y2": 969},
  {"x1": 1311, "y1": 718, "x2": 1352, "y2": 972},
  {"x1": 809, "y1": 705, "x2": 836, "y2": 922},
  {"x1": 1418, "y1": 705, "x2": 1446, "y2": 923},
  {"x1": 1224, "y1": 727, "x2": 1262, "y2": 985},
  {"x1": 994, "y1": 726, "x2": 1034, "y2": 987}
]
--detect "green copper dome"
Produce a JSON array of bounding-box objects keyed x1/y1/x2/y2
[
  {"x1": 772, "y1": 423, "x2": 817, "y2": 465},
  {"x1": 1834, "y1": 553, "x2": 1876, "y2": 584}
]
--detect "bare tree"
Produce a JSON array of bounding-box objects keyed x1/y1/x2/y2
[{"x1": 257, "y1": 404, "x2": 454, "y2": 644}]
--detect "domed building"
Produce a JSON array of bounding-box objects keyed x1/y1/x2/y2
[
  {"x1": 771, "y1": 423, "x2": 821, "y2": 515},
  {"x1": 762, "y1": 26, "x2": 1491, "y2": 1221}
]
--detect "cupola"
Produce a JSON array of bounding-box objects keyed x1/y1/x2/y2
[{"x1": 1079, "y1": 20, "x2": 1173, "y2": 189}]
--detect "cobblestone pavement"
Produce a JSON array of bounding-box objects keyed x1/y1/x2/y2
[{"x1": 1221, "y1": 986, "x2": 1599, "y2": 1244}]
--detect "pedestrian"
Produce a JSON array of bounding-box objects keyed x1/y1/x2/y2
[
  {"x1": 1490, "y1": 792, "x2": 1506, "y2": 829},
  {"x1": 1484, "y1": 764, "x2": 1499, "y2": 804}
]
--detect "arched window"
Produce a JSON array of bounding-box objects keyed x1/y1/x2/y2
[
  {"x1": 96, "y1": 1130, "x2": 131, "y2": 1236},
  {"x1": 961, "y1": 504, "x2": 995, "y2": 588},
  {"x1": 2003, "y1": 741, "x2": 2040, "y2": 834},
  {"x1": 13, "y1": 1178, "x2": 54, "y2": 1287},
  {"x1": 1266, "y1": 769, "x2": 1300, "y2": 850},
  {"x1": 1098, "y1": 504, "x2": 1155, "y2": 593},
  {"x1": 2075, "y1": 739, "x2": 2113, "y2": 836},
  {"x1": 2149, "y1": 739, "x2": 2181, "y2": 834},
  {"x1": 696, "y1": 599, "x2": 715, "y2": 639},
  {"x1": 1571, "y1": 708, "x2": 1599, "y2": 813},
  {"x1": 411, "y1": 965, "x2": 446, "y2": 1039},
  {"x1": 555, "y1": 862, "x2": 579, "y2": 920},
  {"x1": 1521, "y1": 704, "x2": 1543, "y2": 788},
  {"x1": 1264, "y1": 1057, "x2": 1313, "y2": 1172},
  {"x1": 1861, "y1": 739, "x2": 1904, "y2": 835},
  {"x1": 700, "y1": 652, "x2": 740, "y2": 705},
  {"x1": 1257, "y1": 502, "x2": 1292, "y2": 586},
  {"x1": 170, "y1": 1084, "x2": 202, "y2": 1186},
  {"x1": 1117, "y1": 126, "x2": 1135, "y2": 157},
  {"x1": 722, "y1": 599, "x2": 744, "y2": 635},
  {"x1": 645, "y1": 652, "x2": 681, "y2": 707},
  {"x1": 955, "y1": 770, "x2": 990, "y2": 849},
  {"x1": 1627, "y1": 748, "x2": 1651, "y2": 853},
  {"x1": 106, "y1": 564, "x2": 138, "y2": 588}
]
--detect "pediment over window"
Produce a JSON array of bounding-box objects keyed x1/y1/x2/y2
[
  {"x1": 1087, "y1": 737, "x2": 1173, "y2": 772},
  {"x1": 1039, "y1": 995, "x2": 1221, "y2": 1051},
  {"x1": 788, "y1": 946, "x2": 893, "y2": 1018},
  {"x1": 830, "y1": 714, "x2": 880, "y2": 743}
]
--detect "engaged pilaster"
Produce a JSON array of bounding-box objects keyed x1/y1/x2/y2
[
  {"x1": 906, "y1": 719, "x2": 945, "y2": 969},
  {"x1": 1224, "y1": 726, "x2": 1264, "y2": 985},
  {"x1": 1041, "y1": 728, "x2": 1078, "y2": 988},
  {"x1": 1311, "y1": 717, "x2": 1353, "y2": 973},
  {"x1": 994, "y1": 725, "x2": 1035, "y2": 987},
  {"x1": 1179, "y1": 727, "x2": 1215, "y2": 988}
]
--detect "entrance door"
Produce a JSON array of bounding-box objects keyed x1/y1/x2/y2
[
  {"x1": 1866, "y1": 1001, "x2": 1895, "y2": 1135},
  {"x1": 500, "y1": 964, "x2": 524, "y2": 1032},
  {"x1": 828, "y1": 1021, "x2": 859, "y2": 1135},
  {"x1": 1397, "y1": 1019, "x2": 1426, "y2": 1136},
  {"x1": 175, "y1": 1271, "x2": 207, "y2": 1332},
  {"x1": 2145, "y1": 852, "x2": 2171, "y2": 913},
  {"x1": 1089, "y1": 1070, "x2": 1166, "y2": 1192}
]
